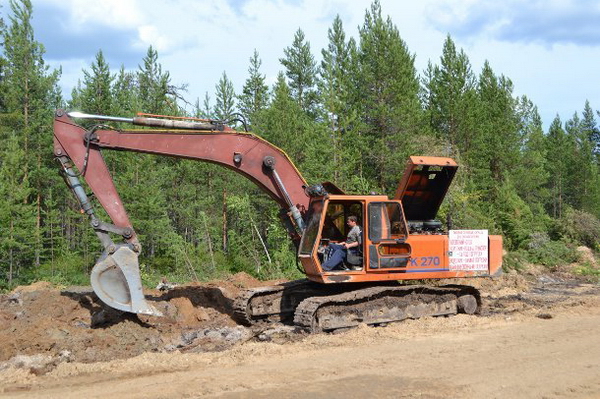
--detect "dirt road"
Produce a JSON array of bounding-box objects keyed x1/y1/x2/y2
[
  {"x1": 2, "y1": 297, "x2": 600, "y2": 398},
  {"x1": 1, "y1": 269, "x2": 600, "y2": 399}
]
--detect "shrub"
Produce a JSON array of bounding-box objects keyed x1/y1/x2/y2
[
  {"x1": 557, "y1": 208, "x2": 600, "y2": 248},
  {"x1": 522, "y1": 233, "x2": 579, "y2": 268},
  {"x1": 31, "y1": 255, "x2": 90, "y2": 286},
  {"x1": 502, "y1": 250, "x2": 528, "y2": 272}
]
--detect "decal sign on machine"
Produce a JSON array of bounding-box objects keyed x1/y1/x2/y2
[{"x1": 449, "y1": 230, "x2": 488, "y2": 271}]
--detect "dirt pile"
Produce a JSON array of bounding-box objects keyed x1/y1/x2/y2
[
  {"x1": 0, "y1": 272, "x2": 273, "y2": 366},
  {"x1": 1, "y1": 268, "x2": 599, "y2": 383}
]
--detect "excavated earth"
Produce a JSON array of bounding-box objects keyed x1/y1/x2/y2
[
  {"x1": 1, "y1": 259, "x2": 600, "y2": 398},
  {"x1": 0, "y1": 272, "x2": 276, "y2": 365}
]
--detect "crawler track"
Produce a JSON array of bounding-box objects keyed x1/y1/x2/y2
[
  {"x1": 234, "y1": 279, "x2": 480, "y2": 331},
  {"x1": 233, "y1": 280, "x2": 325, "y2": 325},
  {"x1": 294, "y1": 284, "x2": 481, "y2": 332}
]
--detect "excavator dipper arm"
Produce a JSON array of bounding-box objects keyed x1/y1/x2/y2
[{"x1": 52, "y1": 110, "x2": 311, "y2": 316}]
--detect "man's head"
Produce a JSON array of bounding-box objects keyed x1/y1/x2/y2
[{"x1": 347, "y1": 215, "x2": 358, "y2": 226}]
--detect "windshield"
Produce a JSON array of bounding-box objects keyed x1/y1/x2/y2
[{"x1": 299, "y1": 199, "x2": 324, "y2": 255}]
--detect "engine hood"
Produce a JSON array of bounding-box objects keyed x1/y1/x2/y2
[{"x1": 394, "y1": 156, "x2": 458, "y2": 221}]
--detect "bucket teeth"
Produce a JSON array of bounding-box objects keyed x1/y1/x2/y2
[{"x1": 91, "y1": 246, "x2": 162, "y2": 317}]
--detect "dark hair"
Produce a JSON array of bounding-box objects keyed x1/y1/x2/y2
[{"x1": 348, "y1": 215, "x2": 358, "y2": 223}]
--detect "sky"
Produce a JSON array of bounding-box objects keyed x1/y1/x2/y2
[{"x1": 10, "y1": 0, "x2": 600, "y2": 129}]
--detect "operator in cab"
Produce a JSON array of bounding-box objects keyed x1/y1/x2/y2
[{"x1": 321, "y1": 216, "x2": 362, "y2": 271}]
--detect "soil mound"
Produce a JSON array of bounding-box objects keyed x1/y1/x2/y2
[{"x1": 0, "y1": 273, "x2": 279, "y2": 365}]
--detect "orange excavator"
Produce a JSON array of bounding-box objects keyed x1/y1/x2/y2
[{"x1": 53, "y1": 110, "x2": 502, "y2": 332}]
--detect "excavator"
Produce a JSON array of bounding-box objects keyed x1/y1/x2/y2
[{"x1": 53, "y1": 110, "x2": 503, "y2": 332}]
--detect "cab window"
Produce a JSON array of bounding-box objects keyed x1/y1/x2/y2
[{"x1": 368, "y1": 202, "x2": 407, "y2": 242}]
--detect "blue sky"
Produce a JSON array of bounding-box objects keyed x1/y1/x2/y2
[{"x1": 12, "y1": 0, "x2": 600, "y2": 129}]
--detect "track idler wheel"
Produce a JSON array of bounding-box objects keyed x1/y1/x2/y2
[
  {"x1": 456, "y1": 295, "x2": 478, "y2": 314},
  {"x1": 91, "y1": 245, "x2": 162, "y2": 316}
]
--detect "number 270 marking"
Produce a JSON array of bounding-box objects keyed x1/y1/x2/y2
[{"x1": 410, "y1": 256, "x2": 440, "y2": 267}]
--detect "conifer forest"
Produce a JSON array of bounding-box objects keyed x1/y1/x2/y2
[{"x1": 1, "y1": 0, "x2": 599, "y2": 289}]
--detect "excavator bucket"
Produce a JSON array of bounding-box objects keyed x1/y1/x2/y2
[{"x1": 90, "y1": 245, "x2": 162, "y2": 316}]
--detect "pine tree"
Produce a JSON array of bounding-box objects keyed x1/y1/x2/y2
[
  {"x1": 214, "y1": 71, "x2": 236, "y2": 123},
  {"x1": 546, "y1": 115, "x2": 570, "y2": 218},
  {"x1": 137, "y1": 46, "x2": 173, "y2": 114},
  {"x1": 238, "y1": 49, "x2": 269, "y2": 127},
  {"x1": 319, "y1": 15, "x2": 359, "y2": 184},
  {"x1": 471, "y1": 61, "x2": 520, "y2": 190},
  {"x1": 512, "y1": 97, "x2": 549, "y2": 211},
  {"x1": 355, "y1": 0, "x2": 423, "y2": 192},
  {"x1": 280, "y1": 28, "x2": 318, "y2": 115},
  {"x1": 423, "y1": 35, "x2": 477, "y2": 155},
  {"x1": 0, "y1": 0, "x2": 61, "y2": 269},
  {"x1": 78, "y1": 50, "x2": 113, "y2": 114}
]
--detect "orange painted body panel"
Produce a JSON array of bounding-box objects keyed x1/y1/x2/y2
[
  {"x1": 304, "y1": 234, "x2": 503, "y2": 284},
  {"x1": 299, "y1": 192, "x2": 503, "y2": 285},
  {"x1": 489, "y1": 235, "x2": 503, "y2": 276}
]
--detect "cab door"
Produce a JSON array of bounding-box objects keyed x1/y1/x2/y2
[{"x1": 366, "y1": 201, "x2": 411, "y2": 270}]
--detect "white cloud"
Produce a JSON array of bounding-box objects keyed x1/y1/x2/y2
[
  {"x1": 38, "y1": 0, "x2": 144, "y2": 31},
  {"x1": 32, "y1": 0, "x2": 600, "y2": 128},
  {"x1": 136, "y1": 25, "x2": 171, "y2": 52},
  {"x1": 426, "y1": 0, "x2": 600, "y2": 47}
]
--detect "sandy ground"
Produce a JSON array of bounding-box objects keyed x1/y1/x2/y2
[{"x1": 1, "y1": 268, "x2": 599, "y2": 398}]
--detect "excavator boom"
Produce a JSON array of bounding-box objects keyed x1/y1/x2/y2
[{"x1": 53, "y1": 110, "x2": 313, "y2": 316}]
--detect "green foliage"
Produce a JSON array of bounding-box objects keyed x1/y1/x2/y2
[
  {"x1": 502, "y1": 251, "x2": 527, "y2": 272},
  {"x1": 214, "y1": 71, "x2": 236, "y2": 123},
  {"x1": 555, "y1": 208, "x2": 600, "y2": 248},
  {"x1": 76, "y1": 50, "x2": 114, "y2": 114},
  {"x1": 30, "y1": 254, "x2": 89, "y2": 286},
  {"x1": 572, "y1": 261, "x2": 600, "y2": 282},
  {"x1": 355, "y1": 0, "x2": 424, "y2": 193},
  {"x1": 423, "y1": 35, "x2": 477, "y2": 154},
  {"x1": 494, "y1": 179, "x2": 546, "y2": 249},
  {"x1": 522, "y1": 232, "x2": 579, "y2": 268},
  {"x1": 238, "y1": 49, "x2": 269, "y2": 127},
  {"x1": 137, "y1": 46, "x2": 177, "y2": 114},
  {"x1": 280, "y1": 28, "x2": 318, "y2": 115},
  {"x1": 2, "y1": 0, "x2": 600, "y2": 288}
]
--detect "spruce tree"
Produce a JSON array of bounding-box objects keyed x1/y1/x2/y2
[
  {"x1": 423, "y1": 35, "x2": 477, "y2": 155},
  {"x1": 238, "y1": 49, "x2": 269, "y2": 127},
  {"x1": 0, "y1": 0, "x2": 61, "y2": 269},
  {"x1": 214, "y1": 71, "x2": 236, "y2": 123},
  {"x1": 546, "y1": 115, "x2": 570, "y2": 218},
  {"x1": 356, "y1": 0, "x2": 423, "y2": 192},
  {"x1": 319, "y1": 15, "x2": 359, "y2": 184},
  {"x1": 78, "y1": 50, "x2": 113, "y2": 114},
  {"x1": 280, "y1": 28, "x2": 318, "y2": 115}
]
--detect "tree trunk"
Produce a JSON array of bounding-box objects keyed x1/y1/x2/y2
[
  {"x1": 9, "y1": 219, "x2": 14, "y2": 286},
  {"x1": 222, "y1": 187, "x2": 228, "y2": 252}
]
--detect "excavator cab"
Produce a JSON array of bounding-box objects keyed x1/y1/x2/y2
[{"x1": 298, "y1": 195, "x2": 412, "y2": 279}]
